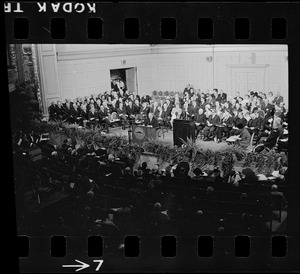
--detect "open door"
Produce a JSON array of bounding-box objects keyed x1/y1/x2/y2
[{"x1": 125, "y1": 67, "x2": 138, "y2": 94}]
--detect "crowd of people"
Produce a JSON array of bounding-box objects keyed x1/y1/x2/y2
[
  {"x1": 12, "y1": 83, "x2": 289, "y2": 243},
  {"x1": 47, "y1": 84, "x2": 288, "y2": 152},
  {"x1": 15, "y1": 133, "x2": 287, "y2": 240}
]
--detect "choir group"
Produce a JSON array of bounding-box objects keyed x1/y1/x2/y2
[{"x1": 48, "y1": 84, "x2": 288, "y2": 149}]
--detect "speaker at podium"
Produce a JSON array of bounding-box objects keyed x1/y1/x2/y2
[{"x1": 173, "y1": 119, "x2": 195, "y2": 146}]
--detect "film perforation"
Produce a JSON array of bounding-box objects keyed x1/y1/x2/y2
[
  {"x1": 161, "y1": 235, "x2": 177, "y2": 257},
  {"x1": 124, "y1": 235, "x2": 140, "y2": 257},
  {"x1": 235, "y1": 18, "x2": 250, "y2": 40},
  {"x1": 272, "y1": 235, "x2": 287, "y2": 257},
  {"x1": 87, "y1": 18, "x2": 103, "y2": 40},
  {"x1": 124, "y1": 18, "x2": 139, "y2": 39},
  {"x1": 271, "y1": 18, "x2": 287, "y2": 39},
  {"x1": 161, "y1": 18, "x2": 176, "y2": 39},
  {"x1": 87, "y1": 236, "x2": 103, "y2": 257},
  {"x1": 198, "y1": 235, "x2": 214, "y2": 257},
  {"x1": 50, "y1": 235, "x2": 66, "y2": 257},
  {"x1": 13, "y1": 17, "x2": 29, "y2": 39},
  {"x1": 50, "y1": 17, "x2": 66, "y2": 39},
  {"x1": 234, "y1": 235, "x2": 250, "y2": 257},
  {"x1": 198, "y1": 18, "x2": 214, "y2": 39}
]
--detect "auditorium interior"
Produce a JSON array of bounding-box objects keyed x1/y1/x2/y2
[{"x1": 9, "y1": 44, "x2": 289, "y2": 257}]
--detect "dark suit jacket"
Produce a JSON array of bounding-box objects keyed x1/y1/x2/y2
[
  {"x1": 265, "y1": 128, "x2": 280, "y2": 148},
  {"x1": 235, "y1": 117, "x2": 247, "y2": 128},
  {"x1": 98, "y1": 109, "x2": 110, "y2": 120},
  {"x1": 222, "y1": 116, "x2": 234, "y2": 127},
  {"x1": 117, "y1": 107, "x2": 127, "y2": 116},
  {"x1": 141, "y1": 106, "x2": 150, "y2": 117},
  {"x1": 194, "y1": 113, "x2": 206, "y2": 124},
  {"x1": 145, "y1": 117, "x2": 159, "y2": 128},
  {"x1": 133, "y1": 104, "x2": 141, "y2": 115},
  {"x1": 188, "y1": 105, "x2": 199, "y2": 117},
  {"x1": 208, "y1": 114, "x2": 221, "y2": 126},
  {"x1": 126, "y1": 106, "x2": 135, "y2": 116},
  {"x1": 88, "y1": 110, "x2": 98, "y2": 120},
  {"x1": 110, "y1": 105, "x2": 118, "y2": 114},
  {"x1": 80, "y1": 109, "x2": 89, "y2": 120}
]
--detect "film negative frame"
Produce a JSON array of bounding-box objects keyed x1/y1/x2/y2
[{"x1": 4, "y1": 1, "x2": 300, "y2": 273}]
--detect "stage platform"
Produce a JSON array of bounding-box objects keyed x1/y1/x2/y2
[{"x1": 105, "y1": 125, "x2": 230, "y2": 151}]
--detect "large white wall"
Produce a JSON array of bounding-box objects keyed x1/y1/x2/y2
[{"x1": 38, "y1": 44, "x2": 288, "y2": 114}]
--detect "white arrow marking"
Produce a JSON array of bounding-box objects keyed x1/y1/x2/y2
[{"x1": 62, "y1": 260, "x2": 90, "y2": 272}]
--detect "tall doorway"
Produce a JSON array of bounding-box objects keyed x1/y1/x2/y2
[
  {"x1": 110, "y1": 67, "x2": 138, "y2": 94},
  {"x1": 230, "y1": 66, "x2": 266, "y2": 95}
]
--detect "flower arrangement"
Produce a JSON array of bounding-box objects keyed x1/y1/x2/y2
[
  {"x1": 30, "y1": 120, "x2": 287, "y2": 175},
  {"x1": 243, "y1": 148, "x2": 288, "y2": 176}
]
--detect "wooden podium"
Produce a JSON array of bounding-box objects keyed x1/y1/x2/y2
[
  {"x1": 132, "y1": 125, "x2": 157, "y2": 144},
  {"x1": 173, "y1": 119, "x2": 195, "y2": 146}
]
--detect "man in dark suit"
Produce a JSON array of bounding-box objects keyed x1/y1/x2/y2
[
  {"x1": 133, "y1": 99, "x2": 141, "y2": 116},
  {"x1": 188, "y1": 100, "x2": 199, "y2": 119},
  {"x1": 212, "y1": 88, "x2": 222, "y2": 102},
  {"x1": 184, "y1": 83, "x2": 193, "y2": 97},
  {"x1": 126, "y1": 100, "x2": 135, "y2": 121},
  {"x1": 166, "y1": 99, "x2": 174, "y2": 117},
  {"x1": 194, "y1": 108, "x2": 206, "y2": 138},
  {"x1": 55, "y1": 101, "x2": 64, "y2": 120},
  {"x1": 141, "y1": 95, "x2": 151, "y2": 104},
  {"x1": 216, "y1": 108, "x2": 233, "y2": 142},
  {"x1": 255, "y1": 118, "x2": 282, "y2": 152},
  {"x1": 140, "y1": 102, "x2": 150, "y2": 119},
  {"x1": 229, "y1": 111, "x2": 247, "y2": 136},
  {"x1": 48, "y1": 101, "x2": 57, "y2": 121},
  {"x1": 145, "y1": 112, "x2": 159, "y2": 128},
  {"x1": 71, "y1": 102, "x2": 82, "y2": 124},
  {"x1": 219, "y1": 89, "x2": 227, "y2": 103},
  {"x1": 98, "y1": 105, "x2": 111, "y2": 133},
  {"x1": 111, "y1": 79, "x2": 119, "y2": 92},
  {"x1": 203, "y1": 108, "x2": 221, "y2": 140},
  {"x1": 63, "y1": 101, "x2": 74, "y2": 123}
]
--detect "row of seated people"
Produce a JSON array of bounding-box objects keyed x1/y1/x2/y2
[
  {"x1": 16, "y1": 140, "x2": 287, "y2": 238},
  {"x1": 47, "y1": 87, "x2": 287, "y2": 145},
  {"x1": 15, "y1": 141, "x2": 286, "y2": 237}
]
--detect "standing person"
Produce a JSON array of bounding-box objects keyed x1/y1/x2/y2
[
  {"x1": 181, "y1": 102, "x2": 190, "y2": 120},
  {"x1": 48, "y1": 101, "x2": 57, "y2": 121},
  {"x1": 194, "y1": 108, "x2": 206, "y2": 139},
  {"x1": 170, "y1": 103, "x2": 182, "y2": 129}
]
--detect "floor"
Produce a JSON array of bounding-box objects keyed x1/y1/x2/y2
[{"x1": 106, "y1": 126, "x2": 230, "y2": 151}]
